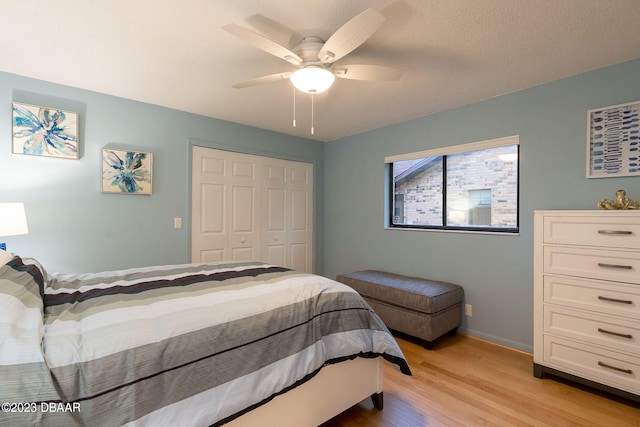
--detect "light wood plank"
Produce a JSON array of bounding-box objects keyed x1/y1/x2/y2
[{"x1": 321, "y1": 334, "x2": 640, "y2": 426}]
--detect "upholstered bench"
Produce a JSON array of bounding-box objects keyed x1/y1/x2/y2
[{"x1": 336, "y1": 270, "x2": 464, "y2": 349}]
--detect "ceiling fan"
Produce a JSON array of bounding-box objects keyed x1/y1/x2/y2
[{"x1": 223, "y1": 8, "x2": 403, "y2": 96}]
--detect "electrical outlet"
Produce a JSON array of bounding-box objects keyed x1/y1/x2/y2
[
  {"x1": 465, "y1": 304, "x2": 472, "y2": 317},
  {"x1": 174, "y1": 218, "x2": 182, "y2": 229}
]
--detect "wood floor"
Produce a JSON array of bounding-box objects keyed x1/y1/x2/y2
[{"x1": 321, "y1": 334, "x2": 640, "y2": 427}]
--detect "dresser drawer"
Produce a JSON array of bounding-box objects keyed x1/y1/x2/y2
[
  {"x1": 544, "y1": 246, "x2": 640, "y2": 284},
  {"x1": 543, "y1": 335, "x2": 640, "y2": 395},
  {"x1": 544, "y1": 305, "x2": 640, "y2": 355},
  {"x1": 544, "y1": 215, "x2": 640, "y2": 249},
  {"x1": 544, "y1": 276, "x2": 640, "y2": 319}
]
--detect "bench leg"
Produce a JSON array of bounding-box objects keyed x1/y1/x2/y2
[
  {"x1": 448, "y1": 327, "x2": 458, "y2": 336},
  {"x1": 370, "y1": 392, "x2": 383, "y2": 410}
]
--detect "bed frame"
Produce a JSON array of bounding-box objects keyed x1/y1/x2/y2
[{"x1": 227, "y1": 357, "x2": 384, "y2": 426}]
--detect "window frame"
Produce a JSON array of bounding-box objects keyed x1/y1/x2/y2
[{"x1": 386, "y1": 136, "x2": 520, "y2": 234}]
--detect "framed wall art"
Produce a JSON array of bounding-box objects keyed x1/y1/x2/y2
[
  {"x1": 587, "y1": 100, "x2": 640, "y2": 178},
  {"x1": 102, "y1": 148, "x2": 153, "y2": 195},
  {"x1": 12, "y1": 102, "x2": 79, "y2": 159}
]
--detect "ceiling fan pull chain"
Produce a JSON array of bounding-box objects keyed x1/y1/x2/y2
[
  {"x1": 311, "y1": 94, "x2": 315, "y2": 135},
  {"x1": 293, "y1": 86, "x2": 297, "y2": 128}
]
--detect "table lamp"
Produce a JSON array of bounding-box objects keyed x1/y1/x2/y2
[{"x1": 0, "y1": 203, "x2": 29, "y2": 251}]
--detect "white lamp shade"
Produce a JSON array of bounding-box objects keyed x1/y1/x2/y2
[
  {"x1": 0, "y1": 203, "x2": 29, "y2": 237},
  {"x1": 290, "y1": 67, "x2": 335, "y2": 94}
]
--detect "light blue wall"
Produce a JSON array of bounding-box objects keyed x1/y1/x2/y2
[
  {"x1": 0, "y1": 72, "x2": 324, "y2": 274},
  {"x1": 324, "y1": 59, "x2": 640, "y2": 352},
  {"x1": 3, "y1": 59, "x2": 640, "y2": 352}
]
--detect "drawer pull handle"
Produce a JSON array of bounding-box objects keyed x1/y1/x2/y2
[
  {"x1": 597, "y1": 361, "x2": 633, "y2": 375},
  {"x1": 597, "y1": 262, "x2": 633, "y2": 270},
  {"x1": 598, "y1": 230, "x2": 633, "y2": 235},
  {"x1": 598, "y1": 296, "x2": 633, "y2": 304},
  {"x1": 597, "y1": 328, "x2": 633, "y2": 339}
]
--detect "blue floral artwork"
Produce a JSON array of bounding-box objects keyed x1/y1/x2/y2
[
  {"x1": 12, "y1": 102, "x2": 79, "y2": 159},
  {"x1": 102, "y1": 148, "x2": 153, "y2": 195}
]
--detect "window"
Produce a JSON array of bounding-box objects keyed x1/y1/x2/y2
[{"x1": 386, "y1": 136, "x2": 519, "y2": 233}]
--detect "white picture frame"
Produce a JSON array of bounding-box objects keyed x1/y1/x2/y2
[
  {"x1": 12, "y1": 102, "x2": 79, "y2": 159},
  {"x1": 101, "y1": 148, "x2": 153, "y2": 195},
  {"x1": 587, "y1": 100, "x2": 640, "y2": 178}
]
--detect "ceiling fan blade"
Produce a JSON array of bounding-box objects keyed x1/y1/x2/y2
[
  {"x1": 333, "y1": 64, "x2": 403, "y2": 81},
  {"x1": 244, "y1": 14, "x2": 303, "y2": 51},
  {"x1": 318, "y1": 8, "x2": 385, "y2": 64},
  {"x1": 232, "y1": 72, "x2": 292, "y2": 89},
  {"x1": 223, "y1": 23, "x2": 303, "y2": 65}
]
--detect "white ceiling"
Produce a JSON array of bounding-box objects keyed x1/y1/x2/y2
[{"x1": 2, "y1": 0, "x2": 640, "y2": 142}]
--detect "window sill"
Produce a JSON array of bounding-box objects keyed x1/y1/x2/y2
[{"x1": 384, "y1": 226, "x2": 520, "y2": 236}]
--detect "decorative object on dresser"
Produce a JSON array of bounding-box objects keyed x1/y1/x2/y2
[
  {"x1": 336, "y1": 270, "x2": 463, "y2": 349},
  {"x1": 598, "y1": 189, "x2": 640, "y2": 210},
  {"x1": 533, "y1": 210, "x2": 640, "y2": 402}
]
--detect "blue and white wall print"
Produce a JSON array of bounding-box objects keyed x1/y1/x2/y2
[
  {"x1": 12, "y1": 102, "x2": 79, "y2": 159},
  {"x1": 587, "y1": 100, "x2": 640, "y2": 178},
  {"x1": 102, "y1": 148, "x2": 153, "y2": 195}
]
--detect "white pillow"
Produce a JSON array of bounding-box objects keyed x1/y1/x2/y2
[{"x1": 0, "y1": 250, "x2": 13, "y2": 266}]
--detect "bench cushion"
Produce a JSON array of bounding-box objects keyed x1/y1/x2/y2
[{"x1": 336, "y1": 270, "x2": 463, "y2": 314}]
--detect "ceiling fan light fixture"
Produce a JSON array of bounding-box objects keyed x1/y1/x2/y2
[{"x1": 290, "y1": 67, "x2": 335, "y2": 94}]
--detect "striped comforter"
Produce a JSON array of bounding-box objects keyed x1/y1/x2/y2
[{"x1": 1, "y1": 259, "x2": 410, "y2": 426}]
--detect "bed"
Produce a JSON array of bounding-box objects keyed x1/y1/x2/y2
[{"x1": 1, "y1": 254, "x2": 411, "y2": 426}]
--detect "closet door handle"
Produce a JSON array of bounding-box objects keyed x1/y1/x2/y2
[
  {"x1": 597, "y1": 328, "x2": 633, "y2": 339},
  {"x1": 598, "y1": 230, "x2": 633, "y2": 235},
  {"x1": 597, "y1": 262, "x2": 633, "y2": 270},
  {"x1": 598, "y1": 296, "x2": 633, "y2": 305},
  {"x1": 598, "y1": 361, "x2": 633, "y2": 375}
]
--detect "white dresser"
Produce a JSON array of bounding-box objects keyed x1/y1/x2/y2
[{"x1": 533, "y1": 210, "x2": 640, "y2": 401}]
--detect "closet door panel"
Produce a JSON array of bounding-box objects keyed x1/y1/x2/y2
[
  {"x1": 231, "y1": 185, "x2": 256, "y2": 232},
  {"x1": 290, "y1": 242, "x2": 309, "y2": 273},
  {"x1": 200, "y1": 249, "x2": 225, "y2": 263},
  {"x1": 266, "y1": 245, "x2": 286, "y2": 267},
  {"x1": 291, "y1": 190, "x2": 309, "y2": 231},
  {"x1": 266, "y1": 188, "x2": 286, "y2": 231},
  {"x1": 262, "y1": 161, "x2": 289, "y2": 267},
  {"x1": 288, "y1": 166, "x2": 313, "y2": 272},
  {"x1": 192, "y1": 147, "x2": 230, "y2": 262}
]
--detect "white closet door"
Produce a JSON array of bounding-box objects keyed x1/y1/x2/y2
[
  {"x1": 191, "y1": 146, "x2": 313, "y2": 272},
  {"x1": 287, "y1": 161, "x2": 313, "y2": 272},
  {"x1": 191, "y1": 146, "x2": 261, "y2": 263},
  {"x1": 262, "y1": 160, "x2": 288, "y2": 267},
  {"x1": 261, "y1": 158, "x2": 313, "y2": 272}
]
